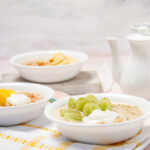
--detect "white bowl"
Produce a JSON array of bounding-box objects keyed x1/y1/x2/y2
[
  {"x1": 9, "y1": 50, "x2": 88, "y2": 83},
  {"x1": 0, "y1": 82, "x2": 54, "y2": 126},
  {"x1": 44, "y1": 93, "x2": 150, "y2": 145}
]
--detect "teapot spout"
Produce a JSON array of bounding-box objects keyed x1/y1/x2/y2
[{"x1": 106, "y1": 37, "x2": 124, "y2": 83}]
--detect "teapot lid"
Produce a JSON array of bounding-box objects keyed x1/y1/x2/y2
[
  {"x1": 131, "y1": 23, "x2": 150, "y2": 33},
  {"x1": 128, "y1": 25, "x2": 150, "y2": 41}
]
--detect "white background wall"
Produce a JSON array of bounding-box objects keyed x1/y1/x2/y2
[{"x1": 0, "y1": 0, "x2": 150, "y2": 58}]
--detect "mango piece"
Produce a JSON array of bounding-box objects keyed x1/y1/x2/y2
[{"x1": 0, "y1": 89, "x2": 16, "y2": 106}]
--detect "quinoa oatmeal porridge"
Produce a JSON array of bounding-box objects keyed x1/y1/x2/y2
[
  {"x1": 0, "y1": 88, "x2": 44, "y2": 107},
  {"x1": 53, "y1": 95, "x2": 143, "y2": 124}
]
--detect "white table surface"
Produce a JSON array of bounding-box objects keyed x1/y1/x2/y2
[{"x1": 0, "y1": 53, "x2": 150, "y2": 150}]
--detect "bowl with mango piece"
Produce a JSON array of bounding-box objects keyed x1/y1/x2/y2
[
  {"x1": 10, "y1": 50, "x2": 88, "y2": 83},
  {"x1": 44, "y1": 93, "x2": 150, "y2": 144},
  {"x1": 0, "y1": 82, "x2": 53, "y2": 126}
]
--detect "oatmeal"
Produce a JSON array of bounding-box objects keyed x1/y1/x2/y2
[
  {"x1": 53, "y1": 95, "x2": 143, "y2": 124},
  {"x1": 0, "y1": 88, "x2": 44, "y2": 107},
  {"x1": 23, "y1": 52, "x2": 78, "y2": 66},
  {"x1": 19, "y1": 92, "x2": 43, "y2": 103},
  {"x1": 112, "y1": 104, "x2": 143, "y2": 123}
]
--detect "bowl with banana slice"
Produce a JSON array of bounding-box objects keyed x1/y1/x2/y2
[
  {"x1": 10, "y1": 50, "x2": 88, "y2": 83},
  {"x1": 44, "y1": 93, "x2": 150, "y2": 144}
]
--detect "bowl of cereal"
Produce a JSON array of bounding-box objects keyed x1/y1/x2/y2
[
  {"x1": 10, "y1": 50, "x2": 88, "y2": 83},
  {"x1": 44, "y1": 93, "x2": 150, "y2": 144},
  {"x1": 0, "y1": 82, "x2": 53, "y2": 126}
]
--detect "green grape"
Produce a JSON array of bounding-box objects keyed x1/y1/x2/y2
[
  {"x1": 68, "y1": 98, "x2": 76, "y2": 109},
  {"x1": 64, "y1": 113, "x2": 83, "y2": 122},
  {"x1": 86, "y1": 95, "x2": 99, "y2": 103},
  {"x1": 59, "y1": 109, "x2": 81, "y2": 117},
  {"x1": 76, "y1": 98, "x2": 88, "y2": 111},
  {"x1": 83, "y1": 103, "x2": 99, "y2": 116},
  {"x1": 99, "y1": 98, "x2": 112, "y2": 111}
]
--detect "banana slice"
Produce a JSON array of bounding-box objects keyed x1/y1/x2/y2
[
  {"x1": 49, "y1": 54, "x2": 65, "y2": 65},
  {"x1": 58, "y1": 56, "x2": 69, "y2": 65}
]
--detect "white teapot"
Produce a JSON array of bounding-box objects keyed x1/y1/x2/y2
[{"x1": 107, "y1": 34, "x2": 150, "y2": 99}]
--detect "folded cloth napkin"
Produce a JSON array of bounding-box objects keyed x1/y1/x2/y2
[
  {"x1": 97, "y1": 61, "x2": 113, "y2": 93},
  {"x1": 0, "y1": 111, "x2": 150, "y2": 150}
]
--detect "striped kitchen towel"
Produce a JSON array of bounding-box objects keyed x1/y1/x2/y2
[{"x1": 0, "y1": 113, "x2": 150, "y2": 150}]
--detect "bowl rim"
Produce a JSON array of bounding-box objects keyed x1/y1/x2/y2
[
  {"x1": 0, "y1": 82, "x2": 54, "y2": 109},
  {"x1": 9, "y1": 50, "x2": 89, "y2": 69},
  {"x1": 44, "y1": 93, "x2": 150, "y2": 127}
]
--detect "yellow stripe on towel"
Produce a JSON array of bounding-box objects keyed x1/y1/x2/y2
[
  {"x1": 93, "y1": 146, "x2": 107, "y2": 150},
  {"x1": 19, "y1": 136, "x2": 46, "y2": 150},
  {"x1": 0, "y1": 133, "x2": 54, "y2": 149},
  {"x1": 93, "y1": 130, "x2": 142, "y2": 150},
  {"x1": 51, "y1": 132, "x2": 62, "y2": 138},
  {"x1": 56, "y1": 142, "x2": 74, "y2": 150},
  {"x1": 21, "y1": 123, "x2": 62, "y2": 138},
  {"x1": 93, "y1": 140, "x2": 142, "y2": 150}
]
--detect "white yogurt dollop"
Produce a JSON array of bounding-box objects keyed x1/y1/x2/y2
[
  {"x1": 7, "y1": 94, "x2": 30, "y2": 106},
  {"x1": 83, "y1": 109, "x2": 118, "y2": 124}
]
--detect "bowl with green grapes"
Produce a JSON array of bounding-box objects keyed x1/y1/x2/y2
[{"x1": 44, "y1": 93, "x2": 150, "y2": 144}]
